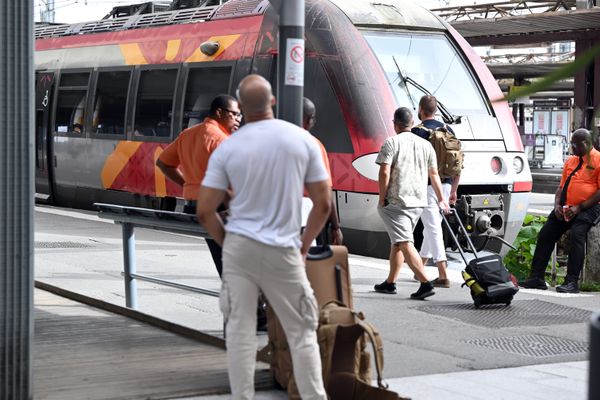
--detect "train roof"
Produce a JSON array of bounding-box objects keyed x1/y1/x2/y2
[
  {"x1": 34, "y1": 0, "x2": 268, "y2": 40},
  {"x1": 35, "y1": 0, "x2": 444, "y2": 40},
  {"x1": 327, "y1": 0, "x2": 445, "y2": 31}
]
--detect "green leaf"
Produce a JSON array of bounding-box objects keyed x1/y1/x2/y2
[
  {"x1": 523, "y1": 214, "x2": 534, "y2": 225},
  {"x1": 518, "y1": 226, "x2": 539, "y2": 240},
  {"x1": 529, "y1": 243, "x2": 536, "y2": 256}
]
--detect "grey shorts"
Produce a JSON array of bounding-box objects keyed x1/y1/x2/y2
[{"x1": 378, "y1": 204, "x2": 424, "y2": 244}]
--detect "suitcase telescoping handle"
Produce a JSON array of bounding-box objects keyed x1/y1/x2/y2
[
  {"x1": 440, "y1": 208, "x2": 479, "y2": 266},
  {"x1": 334, "y1": 265, "x2": 344, "y2": 303}
]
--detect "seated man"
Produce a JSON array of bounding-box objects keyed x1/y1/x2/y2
[{"x1": 520, "y1": 128, "x2": 600, "y2": 293}]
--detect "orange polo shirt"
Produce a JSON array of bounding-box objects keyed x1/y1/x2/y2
[
  {"x1": 158, "y1": 117, "x2": 229, "y2": 200},
  {"x1": 316, "y1": 138, "x2": 332, "y2": 186},
  {"x1": 560, "y1": 148, "x2": 600, "y2": 206}
]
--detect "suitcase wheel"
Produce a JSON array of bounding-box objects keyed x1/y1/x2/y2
[{"x1": 505, "y1": 301, "x2": 511, "y2": 307}]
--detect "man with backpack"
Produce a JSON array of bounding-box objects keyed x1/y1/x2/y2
[{"x1": 411, "y1": 95, "x2": 462, "y2": 288}]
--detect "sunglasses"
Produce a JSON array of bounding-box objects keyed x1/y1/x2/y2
[{"x1": 223, "y1": 108, "x2": 242, "y2": 119}]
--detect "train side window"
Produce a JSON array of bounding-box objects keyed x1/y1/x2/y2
[
  {"x1": 92, "y1": 70, "x2": 131, "y2": 136},
  {"x1": 54, "y1": 71, "x2": 90, "y2": 135},
  {"x1": 59, "y1": 73, "x2": 90, "y2": 87},
  {"x1": 133, "y1": 68, "x2": 178, "y2": 138},
  {"x1": 182, "y1": 65, "x2": 232, "y2": 129}
]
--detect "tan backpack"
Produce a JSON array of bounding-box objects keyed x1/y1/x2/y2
[
  {"x1": 265, "y1": 245, "x2": 353, "y2": 393},
  {"x1": 417, "y1": 124, "x2": 464, "y2": 179},
  {"x1": 287, "y1": 301, "x2": 410, "y2": 400}
]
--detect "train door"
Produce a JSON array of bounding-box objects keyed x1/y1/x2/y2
[{"x1": 35, "y1": 72, "x2": 55, "y2": 202}]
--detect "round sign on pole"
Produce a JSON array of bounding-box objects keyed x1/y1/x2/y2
[{"x1": 290, "y1": 45, "x2": 304, "y2": 64}]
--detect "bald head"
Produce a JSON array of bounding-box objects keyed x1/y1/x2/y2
[
  {"x1": 236, "y1": 74, "x2": 275, "y2": 120},
  {"x1": 303, "y1": 97, "x2": 316, "y2": 131}
]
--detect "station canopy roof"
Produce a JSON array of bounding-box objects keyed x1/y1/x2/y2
[
  {"x1": 487, "y1": 62, "x2": 568, "y2": 79},
  {"x1": 449, "y1": 8, "x2": 600, "y2": 46}
]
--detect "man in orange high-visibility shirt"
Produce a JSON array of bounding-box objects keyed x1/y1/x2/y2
[
  {"x1": 157, "y1": 94, "x2": 241, "y2": 277},
  {"x1": 302, "y1": 97, "x2": 343, "y2": 245},
  {"x1": 520, "y1": 128, "x2": 600, "y2": 293}
]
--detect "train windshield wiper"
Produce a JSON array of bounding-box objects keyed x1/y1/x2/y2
[
  {"x1": 392, "y1": 56, "x2": 417, "y2": 111},
  {"x1": 392, "y1": 56, "x2": 461, "y2": 125}
]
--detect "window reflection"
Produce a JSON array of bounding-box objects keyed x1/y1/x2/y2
[
  {"x1": 134, "y1": 69, "x2": 177, "y2": 137},
  {"x1": 93, "y1": 70, "x2": 131, "y2": 136},
  {"x1": 363, "y1": 32, "x2": 488, "y2": 117}
]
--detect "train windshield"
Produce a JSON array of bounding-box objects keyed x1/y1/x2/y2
[{"x1": 363, "y1": 31, "x2": 488, "y2": 116}]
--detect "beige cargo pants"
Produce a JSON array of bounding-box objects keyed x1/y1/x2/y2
[{"x1": 220, "y1": 233, "x2": 327, "y2": 400}]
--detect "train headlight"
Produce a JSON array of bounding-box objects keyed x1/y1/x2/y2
[
  {"x1": 490, "y1": 157, "x2": 502, "y2": 175},
  {"x1": 512, "y1": 156, "x2": 524, "y2": 174}
]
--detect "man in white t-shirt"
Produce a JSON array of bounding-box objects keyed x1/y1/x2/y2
[{"x1": 197, "y1": 75, "x2": 330, "y2": 400}]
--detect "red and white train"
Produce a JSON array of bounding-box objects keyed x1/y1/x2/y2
[{"x1": 35, "y1": 0, "x2": 532, "y2": 257}]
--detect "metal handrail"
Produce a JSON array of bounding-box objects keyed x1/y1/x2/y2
[{"x1": 95, "y1": 203, "x2": 218, "y2": 310}]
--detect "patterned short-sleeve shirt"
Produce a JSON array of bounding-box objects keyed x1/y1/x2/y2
[{"x1": 375, "y1": 132, "x2": 437, "y2": 207}]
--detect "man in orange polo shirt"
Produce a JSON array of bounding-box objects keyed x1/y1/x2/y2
[
  {"x1": 520, "y1": 128, "x2": 600, "y2": 293},
  {"x1": 156, "y1": 94, "x2": 241, "y2": 276},
  {"x1": 302, "y1": 97, "x2": 343, "y2": 245}
]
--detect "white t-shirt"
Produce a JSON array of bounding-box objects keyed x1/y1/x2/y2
[{"x1": 202, "y1": 118, "x2": 329, "y2": 248}]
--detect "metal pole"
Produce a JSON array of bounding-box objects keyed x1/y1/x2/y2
[
  {"x1": 590, "y1": 312, "x2": 600, "y2": 400},
  {"x1": 0, "y1": 1, "x2": 34, "y2": 399},
  {"x1": 275, "y1": 0, "x2": 305, "y2": 126},
  {"x1": 122, "y1": 223, "x2": 138, "y2": 309}
]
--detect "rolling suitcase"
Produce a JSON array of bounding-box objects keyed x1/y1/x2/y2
[
  {"x1": 305, "y1": 245, "x2": 353, "y2": 309},
  {"x1": 266, "y1": 244, "x2": 353, "y2": 390},
  {"x1": 440, "y1": 209, "x2": 518, "y2": 308}
]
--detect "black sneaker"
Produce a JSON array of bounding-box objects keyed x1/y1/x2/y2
[
  {"x1": 519, "y1": 277, "x2": 548, "y2": 290},
  {"x1": 556, "y1": 281, "x2": 579, "y2": 294},
  {"x1": 410, "y1": 281, "x2": 435, "y2": 300},
  {"x1": 374, "y1": 280, "x2": 397, "y2": 294}
]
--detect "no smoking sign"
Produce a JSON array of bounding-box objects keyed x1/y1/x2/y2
[
  {"x1": 290, "y1": 45, "x2": 304, "y2": 64},
  {"x1": 285, "y1": 38, "x2": 304, "y2": 86}
]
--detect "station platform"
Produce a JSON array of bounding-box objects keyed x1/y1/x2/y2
[
  {"x1": 34, "y1": 289, "x2": 271, "y2": 400},
  {"x1": 34, "y1": 204, "x2": 597, "y2": 399}
]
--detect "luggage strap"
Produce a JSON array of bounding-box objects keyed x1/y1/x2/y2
[
  {"x1": 327, "y1": 313, "x2": 386, "y2": 389},
  {"x1": 461, "y1": 277, "x2": 477, "y2": 289}
]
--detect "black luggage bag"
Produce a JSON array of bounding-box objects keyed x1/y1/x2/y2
[{"x1": 441, "y1": 209, "x2": 518, "y2": 308}]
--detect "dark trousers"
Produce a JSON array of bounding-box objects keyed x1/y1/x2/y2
[
  {"x1": 184, "y1": 201, "x2": 223, "y2": 278},
  {"x1": 530, "y1": 208, "x2": 597, "y2": 283}
]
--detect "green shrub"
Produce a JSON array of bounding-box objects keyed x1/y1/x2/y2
[
  {"x1": 581, "y1": 282, "x2": 600, "y2": 292},
  {"x1": 504, "y1": 214, "x2": 551, "y2": 281}
]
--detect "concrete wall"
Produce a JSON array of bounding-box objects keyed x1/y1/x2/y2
[{"x1": 585, "y1": 223, "x2": 600, "y2": 284}]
